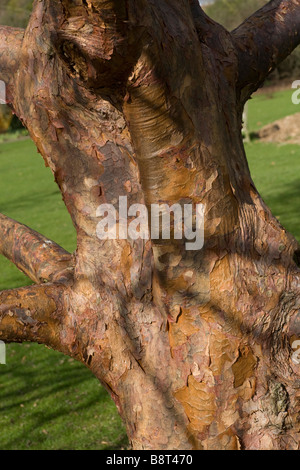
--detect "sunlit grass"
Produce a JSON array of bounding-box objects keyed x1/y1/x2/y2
[
  {"x1": 246, "y1": 86, "x2": 300, "y2": 242},
  {"x1": 248, "y1": 87, "x2": 299, "y2": 132}
]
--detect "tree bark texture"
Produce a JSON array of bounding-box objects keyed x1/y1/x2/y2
[{"x1": 0, "y1": 0, "x2": 299, "y2": 450}]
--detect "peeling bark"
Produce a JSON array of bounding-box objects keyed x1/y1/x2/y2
[
  {"x1": 0, "y1": 26, "x2": 24, "y2": 90},
  {"x1": 0, "y1": 284, "x2": 70, "y2": 353},
  {"x1": 0, "y1": 0, "x2": 299, "y2": 450},
  {"x1": 0, "y1": 213, "x2": 74, "y2": 283}
]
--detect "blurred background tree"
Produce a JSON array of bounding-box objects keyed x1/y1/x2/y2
[
  {"x1": 204, "y1": 0, "x2": 267, "y2": 29},
  {"x1": 0, "y1": 0, "x2": 32, "y2": 28}
]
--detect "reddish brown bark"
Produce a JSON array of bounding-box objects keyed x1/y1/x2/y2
[
  {"x1": 0, "y1": 213, "x2": 74, "y2": 283},
  {"x1": 0, "y1": 0, "x2": 299, "y2": 450},
  {"x1": 0, "y1": 284, "x2": 70, "y2": 352},
  {"x1": 233, "y1": 0, "x2": 300, "y2": 100}
]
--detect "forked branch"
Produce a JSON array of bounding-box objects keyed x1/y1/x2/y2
[
  {"x1": 232, "y1": 0, "x2": 300, "y2": 100},
  {"x1": 190, "y1": 0, "x2": 231, "y2": 50},
  {"x1": 0, "y1": 213, "x2": 74, "y2": 284}
]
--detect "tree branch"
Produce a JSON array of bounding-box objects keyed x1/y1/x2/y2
[
  {"x1": 0, "y1": 284, "x2": 69, "y2": 352},
  {"x1": 0, "y1": 213, "x2": 74, "y2": 284},
  {"x1": 232, "y1": 0, "x2": 300, "y2": 100},
  {"x1": 0, "y1": 26, "x2": 24, "y2": 87},
  {"x1": 189, "y1": 0, "x2": 230, "y2": 49}
]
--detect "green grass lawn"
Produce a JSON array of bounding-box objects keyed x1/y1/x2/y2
[
  {"x1": 0, "y1": 85, "x2": 299, "y2": 449},
  {"x1": 0, "y1": 139, "x2": 128, "y2": 450},
  {"x1": 246, "y1": 86, "x2": 300, "y2": 242},
  {"x1": 246, "y1": 142, "x2": 300, "y2": 241},
  {"x1": 247, "y1": 87, "x2": 300, "y2": 132}
]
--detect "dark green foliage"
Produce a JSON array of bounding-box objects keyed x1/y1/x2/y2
[
  {"x1": 205, "y1": 0, "x2": 268, "y2": 30},
  {"x1": 0, "y1": 0, "x2": 32, "y2": 28}
]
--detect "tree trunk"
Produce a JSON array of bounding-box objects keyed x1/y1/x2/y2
[{"x1": 0, "y1": 0, "x2": 299, "y2": 450}]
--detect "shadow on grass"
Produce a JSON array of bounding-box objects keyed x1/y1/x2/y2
[{"x1": 0, "y1": 344, "x2": 128, "y2": 450}]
